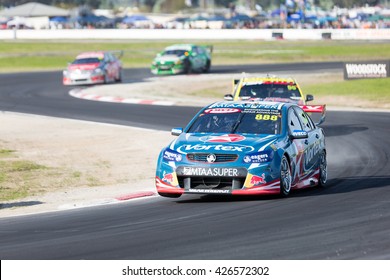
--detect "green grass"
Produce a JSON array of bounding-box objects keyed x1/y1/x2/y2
[
  {"x1": 186, "y1": 74, "x2": 390, "y2": 108},
  {"x1": 0, "y1": 159, "x2": 47, "y2": 200},
  {"x1": 0, "y1": 149, "x2": 15, "y2": 158},
  {"x1": 0, "y1": 145, "x2": 99, "y2": 201},
  {"x1": 0, "y1": 40, "x2": 389, "y2": 72},
  {"x1": 304, "y1": 78, "x2": 390, "y2": 103}
]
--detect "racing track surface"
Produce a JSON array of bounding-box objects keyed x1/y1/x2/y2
[{"x1": 0, "y1": 62, "x2": 390, "y2": 259}]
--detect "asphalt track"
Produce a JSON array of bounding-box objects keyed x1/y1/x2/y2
[{"x1": 0, "y1": 62, "x2": 389, "y2": 260}]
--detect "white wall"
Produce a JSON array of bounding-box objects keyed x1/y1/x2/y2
[{"x1": 0, "y1": 28, "x2": 389, "y2": 40}]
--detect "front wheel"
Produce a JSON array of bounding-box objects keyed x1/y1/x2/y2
[
  {"x1": 318, "y1": 150, "x2": 327, "y2": 187},
  {"x1": 203, "y1": 60, "x2": 211, "y2": 73},
  {"x1": 115, "y1": 69, "x2": 122, "y2": 82},
  {"x1": 184, "y1": 60, "x2": 192, "y2": 74},
  {"x1": 280, "y1": 155, "x2": 292, "y2": 197}
]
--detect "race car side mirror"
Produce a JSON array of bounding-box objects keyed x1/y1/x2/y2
[
  {"x1": 171, "y1": 127, "x2": 183, "y2": 136},
  {"x1": 290, "y1": 130, "x2": 308, "y2": 140},
  {"x1": 306, "y1": 94, "x2": 314, "y2": 102},
  {"x1": 224, "y1": 94, "x2": 234, "y2": 101}
]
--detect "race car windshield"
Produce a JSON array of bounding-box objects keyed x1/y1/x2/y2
[
  {"x1": 188, "y1": 111, "x2": 281, "y2": 135},
  {"x1": 239, "y1": 84, "x2": 301, "y2": 103},
  {"x1": 163, "y1": 50, "x2": 187, "y2": 56},
  {"x1": 72, "y1": 57, "x2": 101, "y2": 64}
]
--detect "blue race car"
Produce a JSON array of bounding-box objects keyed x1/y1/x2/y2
[{"x1": 156, "y1": 101, "x2": 327, "y2": 198}]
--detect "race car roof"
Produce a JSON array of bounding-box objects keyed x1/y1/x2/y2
[
  {"x1": 165, "y1": 44, "x2": 193, "y2": 51},
  {"x1": 238, "y1": 77, "x2": 297, "y2": 85},
  {"x1": 76, "y1": 52, "x2": 105, "y2": 60}
]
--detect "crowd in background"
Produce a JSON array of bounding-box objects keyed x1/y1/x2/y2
[{"x1": 1, "y1": 2, "x2": 389, "y2": 30}]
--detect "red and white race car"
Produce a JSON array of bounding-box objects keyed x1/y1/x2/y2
[{"x1": 63, "y1": 51, "x2": 123, "y2": 86}]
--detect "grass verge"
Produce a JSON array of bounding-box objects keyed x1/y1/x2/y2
[
  {"x1": 187, "y1": 73, "x2": 390, "y2": 109},
  {"x1": 0, "y1": 147, "x2": 100, "y2": 202},
  {"x1": 0, "y1": 39, "x2": 389, "y2": 72}
]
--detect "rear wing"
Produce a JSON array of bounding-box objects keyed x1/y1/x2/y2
[{"x1": 301, "y1": 105, "x2": 326, "y2": 126}]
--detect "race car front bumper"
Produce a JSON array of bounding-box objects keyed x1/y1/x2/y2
[
  {"x1": 156, "y1": 163, "x2": 281, "y2": 196},
  {"x1": 63, "y1": 72, "x2": 105, "y2": 86},
  {"x1": 151, "y1": 64, "x2": 184, "y2": 75}
]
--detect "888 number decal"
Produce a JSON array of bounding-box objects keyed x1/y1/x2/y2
[{"x1": 255, "y1": 114, "x2": 278, "y2": 121}]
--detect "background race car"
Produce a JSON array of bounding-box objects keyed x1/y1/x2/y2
[
  {"x1": 224, "y1": 76, "x2": 314, "y2": 105},
  {"x1": 156, "y1": 101, "x2": 327, "y2": 198},
  {"x1": 151, "y1": 44, "x2": 212, "y2": 75},
  {"x1": 63, "y1": 51, "x2": 123, "y2": 86}
]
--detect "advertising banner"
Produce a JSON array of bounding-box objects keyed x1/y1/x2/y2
[{"x1": 344, "y1": 61, "x2": 390, "y2": 80}]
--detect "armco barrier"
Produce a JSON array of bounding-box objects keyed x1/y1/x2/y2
[{"x1": 0, "y1": 28, "x2": 390, "y2": 40}]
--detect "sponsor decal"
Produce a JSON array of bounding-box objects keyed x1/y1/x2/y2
[
  {"x1": 250, "y1": 174, "x2": 266, "y2": 186},
  {"x1": 292, "y1": 130, "x2": 307, "y2": 137},
  {"x1": 344, "y1": 61, "x2": 389, "y2": 80},
  {"x1": 163, "y1": 149, "x2": 183, "y2": 162},
  {"x1": 207, "y1": 102, "x2": 281, "y2": 110},
  {"x1": 176, "y1": 166, "x2": 247, "y2": 177},
  {"x1": 243, "y1": 153, "x2": 270, "y2": 163},
  {"x1": 244, "y1": 173, "x2": 267, "y2": 188},
  {"x1": 304, "y1": 142, "x2": 321, "y2": 168},
  {"x1": 204, "y1": 108, "x2": 241, "y2": 114},
  {"x1": 247, "y1": 103, "x2": 281, "y2": 110},
  {"x1": 200, "y1": 134, "x2": 246, "y2": 143},
  {"x1": 162, "y1": 171, "x2": 178, "y2": 186},
  {"x1": 188, "y1": 189, "x2": 231, "y2": 194},
  {"x1": 178, "y1": 143, "x2": 254, "y2": 153},
  {"x1": 243, "y1": 108, "x2": 281, "y2": 115},
  {"x1": 301, "y1": 105, "x2": 325, "y2": 113}
]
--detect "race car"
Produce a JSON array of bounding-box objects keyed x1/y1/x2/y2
[
  {"x1": 151, "y1": 44, "x2": 212, "y2": 75},
  {"x1": 224, "y1": 76, "x2": 314, "y2": 105},
  {"x1": 156, "y1": 101, "x2": 327, "y2": 198},
  {"x1": 63, "y1": 51, "x2": 123, "y2": 86}
]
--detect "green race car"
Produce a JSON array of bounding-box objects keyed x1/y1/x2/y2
[{"x1": 151, "y1": 44, "x2": 212, "y2": 75}]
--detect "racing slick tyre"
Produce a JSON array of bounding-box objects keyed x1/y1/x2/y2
[
  {"x1": 203, "y1": 60, "x2": 211, "y2": 73},
  {"x1": 280, "y1": 155, "x2": 292, "y2": 197},
  {"x1": 115, "y1": 69, "x2": 122, "y2": 82},
  {"x1": 184, "y1": 60, "x2": 192, "y2": 74},
  {"x1": 158, "y1": 192, "x2": 182, "y2": 198},
  {"x1": 318, "y1": 150, "x2": 327, "y2": 188}
]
